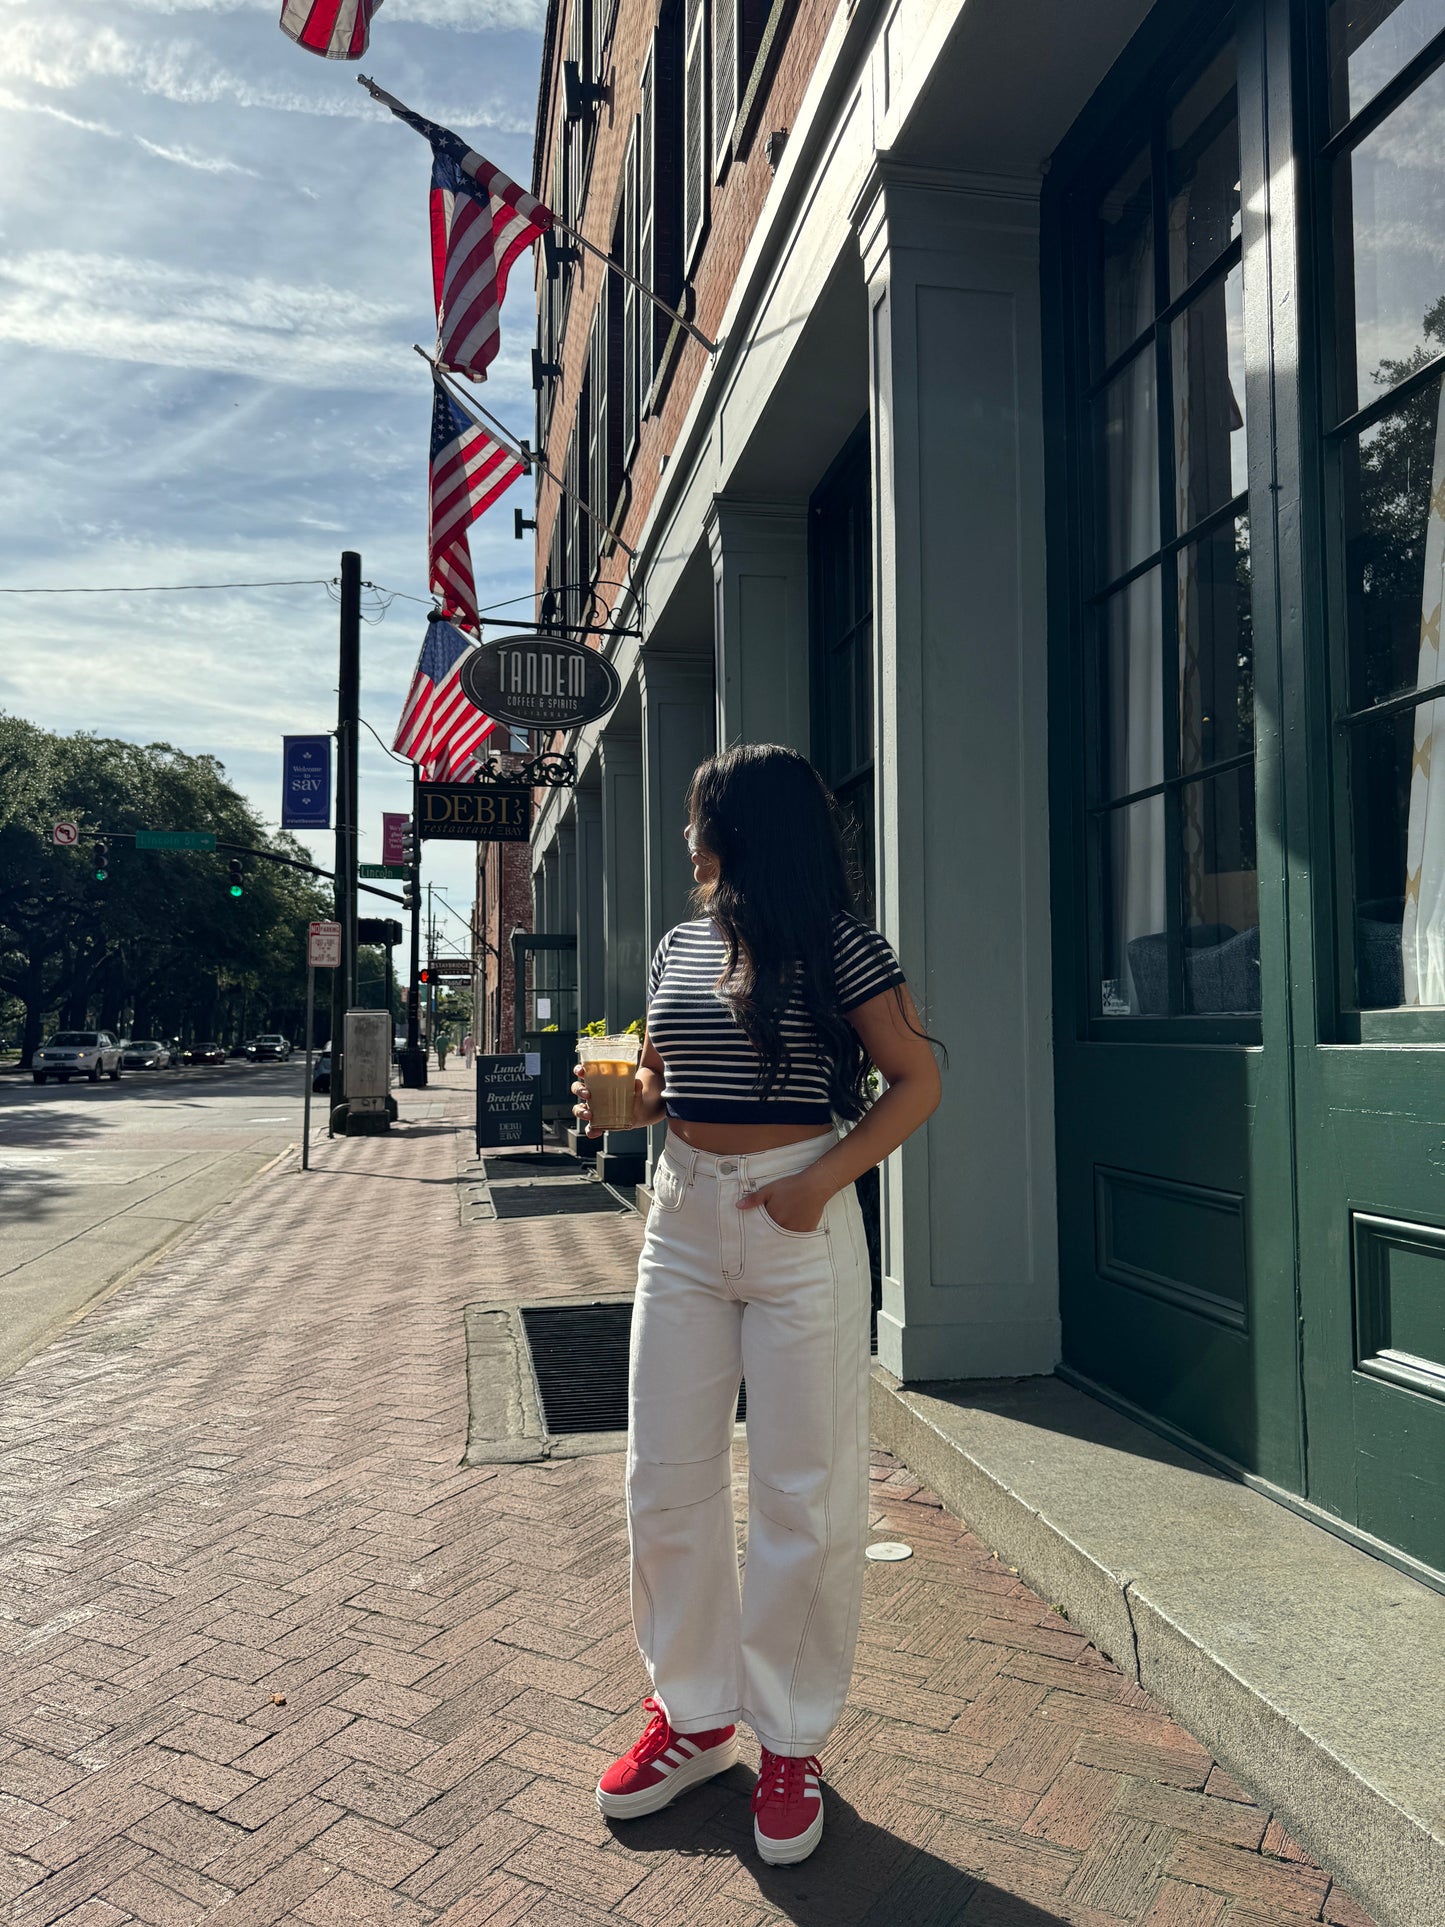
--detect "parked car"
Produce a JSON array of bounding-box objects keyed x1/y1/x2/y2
[
  {"x1": 33, "y1": 1031, "x2": 123, "y2": 1084},
  {"x1": 183, "y1": 1041, "x2": 226, "y2": 1066},
  {"x1": 120, "y1": 1039, "x2": 171, "y2": 1070},
  {"x1": 248, "y1": 1035, "x2": 292, "y2": 1061},
  {"x1": 312, "y1": 1051, "x2": 331, "y2": 1094}
]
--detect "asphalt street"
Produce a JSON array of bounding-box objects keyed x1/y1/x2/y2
[{"x1": 0, "y1": 1057, "x2": 316, "y2": 1383}]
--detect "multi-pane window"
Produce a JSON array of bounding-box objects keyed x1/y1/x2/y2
[
  {"x1": 1323, "y1": 1, "x2": 1445, "y2": 1008},
  {"x1": 1082, "y1": 32, "x2": 1258, "y2": 1020}
]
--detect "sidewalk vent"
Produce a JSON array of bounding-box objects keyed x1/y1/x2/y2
[{"x1": 519, "y1": 1302, "x2": 746, "y2": 1435}]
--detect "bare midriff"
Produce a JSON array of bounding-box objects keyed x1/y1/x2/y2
[{"x1": 665, "y1": 1119, "x2": 834, "y2": 1154}]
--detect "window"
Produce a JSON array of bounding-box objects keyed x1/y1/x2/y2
[
  {"x1": 1321, "y1": 1, "x2": 1445, "y2": 1009},
  {"x1": 810, "y1": 423, "x2": 877, "y2": 918},
  {"x1": 1075, "y1": 31, "x2": 1258, "y2": 1021},
  {"x1": 682, "y1": 0, "x2": 709, "y2": 269},
  {"x1": 624, "y1": 10, "x2": 683, "y2": 434}
]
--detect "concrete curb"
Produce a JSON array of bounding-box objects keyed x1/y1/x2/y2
[{"x1": 870, "y1": 1367, "x2": 1444, "y2": 1927}]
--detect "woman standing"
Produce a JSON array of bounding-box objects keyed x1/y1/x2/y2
[{"x1": 573, "y1": 744, "x2": 942, "y2": 1866}]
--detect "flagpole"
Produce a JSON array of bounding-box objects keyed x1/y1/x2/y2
[
  {"x1": 542, "y1": 215, "x2": 718, "y2": 356},
  {"x1": 357, "y1": 73, "x2": 719, "y2": 356},
  {"x1": 415, "y1": 346, "x2": 637, "y2": 561}
]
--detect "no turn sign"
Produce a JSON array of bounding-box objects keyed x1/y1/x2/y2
[{"x1": 52, "y1": 822, "x2": 79, "y2": 846}]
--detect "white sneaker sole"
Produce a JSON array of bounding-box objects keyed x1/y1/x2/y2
[
  {"x1": 596, "y1": 1733, "x2": 740, "y2": 1818},
  {"x1": 754, "y1": 1802, "x2": 825, "y2": 1865}
]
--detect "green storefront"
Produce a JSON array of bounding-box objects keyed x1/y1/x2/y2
[{"x1": 1044, "y1": 0, "x2": 1445, "y2": 1584}]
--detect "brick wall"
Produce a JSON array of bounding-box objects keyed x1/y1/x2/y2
[
  {"x1": 476, "y1": 839, "x2": 535, "y2": 1052},
  {"x1": 532, "y1": 0, "x2": 835, "y2": 617}
]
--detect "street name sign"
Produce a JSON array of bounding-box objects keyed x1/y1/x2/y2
[
  {"x1": 475, "y1": 1055, "x2": 542, "y2": 1151},
  {"x1": 358, "y1": 863, "x2": 408, "y2": 879},
  {"x1": 418, "y1": 781, "x2": 530, "y2": 842},
  {"x1": 52, "y1": 821, "x2": 79, "y2": 846},
  {"x1": 459, "y1": 632, "x2": 621, "y2": 731},
  {"x1": 282, "y1": 735, "x2": 332, "y2": 831},
  {"x1": 308, "y1": 920, "x2": 342, "y2": 968},
  {"x1": 136, "y1": 830, "x2": 217, "y2": 851}
]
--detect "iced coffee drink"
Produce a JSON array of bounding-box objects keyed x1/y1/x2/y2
[{"x1": 579, "y1": 1034, "x2": 641, "y2": 1134}]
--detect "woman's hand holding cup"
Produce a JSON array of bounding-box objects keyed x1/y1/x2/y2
[{"x1": 571, "y1": 1063, "x2": 604, "y2": 1139}]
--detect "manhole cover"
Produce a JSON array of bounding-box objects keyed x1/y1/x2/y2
[{"x1": 519, "y1": 1301, "x2": 746, "y2": 1435}]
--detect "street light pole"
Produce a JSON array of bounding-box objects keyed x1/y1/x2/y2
[{"x1": 331, "y1": 550, "x2": 362, "y2": 1120}]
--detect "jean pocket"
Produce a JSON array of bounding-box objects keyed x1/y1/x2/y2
[
  {"x1": 652, "y1": 1160, "x2": 688, "y2": 1212},
  {"x1": 757, "y1": 1200, "x2": 829, "y2": 1240}
]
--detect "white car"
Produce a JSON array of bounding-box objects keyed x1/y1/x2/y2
[
  {"x1": 33, "y1": 1030, "x2": 123, "y2": 1084},
  {"x1": 120, "y1": 1039, "x2": 171, "y2": 1069}
]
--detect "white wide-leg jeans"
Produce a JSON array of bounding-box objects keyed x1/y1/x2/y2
[{"x1": 627, "y1": 1130, "x2": 872, "y2": 1758}]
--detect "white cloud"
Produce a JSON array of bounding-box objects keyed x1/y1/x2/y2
[
  {"x1": 0, "y1": 15, "x2": 533, "y2": 128},
  {"x1": 0, "y1": 85, "x2": 119, "y2": 135},
  {"x1": 119, "y1": 0, "x2": 548, "y2": 33},
  {"x1": 133, "y1": 135, "x2": 259, "y2": 174}
]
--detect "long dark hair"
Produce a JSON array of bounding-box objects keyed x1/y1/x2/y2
[{"x1": 686, "y1": 744, "x2": 896, "y2": 1120}]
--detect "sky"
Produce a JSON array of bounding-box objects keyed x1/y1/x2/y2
[{"x1": 0, "y1": 0, "x2": 545, "y2": 957}]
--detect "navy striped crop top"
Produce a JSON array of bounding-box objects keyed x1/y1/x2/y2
[{"x1": 645, "y1": 915, "x2": 907, "y2": 1123}]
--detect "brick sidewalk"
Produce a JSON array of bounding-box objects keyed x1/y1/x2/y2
[{"x1": 0, "y1": 1093, "x2": 1374, "y2": 1926}]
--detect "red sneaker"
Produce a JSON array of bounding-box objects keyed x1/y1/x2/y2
[
  {"x1": 596, "y1": 1697, "x2": 739, "y2": 1818},
  {"x1": 752, "y1": 1747, "x2": 824, "y2": 1864}
]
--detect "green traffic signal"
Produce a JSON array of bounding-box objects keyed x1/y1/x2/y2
[
  {"x1": 227, "y1": 857, "x2": 243, "y2": 898},
  {"x1": 93, "y1": 838, "x2": 109, "y2": 881}
]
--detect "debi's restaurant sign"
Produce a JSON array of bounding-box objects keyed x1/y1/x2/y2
[{"x1": 459, "y1": 632, "x2": 621, "y2": 731}]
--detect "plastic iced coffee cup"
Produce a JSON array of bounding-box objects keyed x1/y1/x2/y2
[{"x1": 578, "y1": 1034, "x2": 641, "y2": 1134}]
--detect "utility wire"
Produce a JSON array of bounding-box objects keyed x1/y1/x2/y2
[{"x1": 0, "y1": 577, "x2": 336, "y2": 595}]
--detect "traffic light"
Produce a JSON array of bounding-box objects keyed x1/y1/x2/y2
[
  {"x1": 228, "y1": 858, "x2": 243, "y2": 898},
  {"x1": 401, "y1": 821, "x2": 418, "y2": 866},
  {"x1": 93, "y1": 838, "x2": 109, "y2": 882},
  {"x1": 418, "y1": 967, "x2": 432, "y2": 986},
  {"x1": 402, "y1": 878, "x2": 417, "y2": 911}
]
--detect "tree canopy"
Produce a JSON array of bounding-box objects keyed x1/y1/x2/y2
[{"x1": 0, "y1": 717, "x2": 332, "y2": 1063}]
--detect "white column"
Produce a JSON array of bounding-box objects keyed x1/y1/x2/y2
[
  {"x1": 599, "y1": 731, "x2": 648, "y2": 1178},
  {"x1": 705, "y1": 500, "x2": 810, "y2": 752},
  {"x1": 574, "y1": 787, "x2": 604, "y2": 1027},
  {"x1": 854, "y1": 161, "x2": 1059, "y2": 1381},
  {"x1": 640, "y1": 651, "x2": 716, "y2": 963}
]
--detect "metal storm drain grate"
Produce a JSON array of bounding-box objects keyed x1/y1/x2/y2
[
  {"x1": 490, "y1": 1180, "x2": 629, "y2": 1220},
  {"x1": 518, "y1": 1302, "x2": 747, "y2": 1436}
]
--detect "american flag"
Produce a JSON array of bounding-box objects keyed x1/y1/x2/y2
[
  {"x1": 393, "y1": 617, "x2": 495, "y2": 781},
  {"x1": 368, "y1": 85, "x2": 553, "y2": 383},
  {"x1": 430, "y1": 378, "x2": 525, "y2": 631},
  {"x1": 279, "y1": 0, "x2": 380, "y2": 59}
]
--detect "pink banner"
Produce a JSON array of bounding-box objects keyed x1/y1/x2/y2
[{"x1": 383, "y1": 812, "x2": 409, "y2": 865}]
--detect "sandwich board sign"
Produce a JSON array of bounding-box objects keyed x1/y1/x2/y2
[{"x1": 475, "y1": 1054, "x2": 542, "y2": 1152}]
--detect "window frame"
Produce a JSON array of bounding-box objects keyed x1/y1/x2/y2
[
  {"x1": 1058, "y1": 13, "x2": 1263, "y2": 1041},
  {"x1": 1304, "y1": 5, "x2": 1445, "y2": 1039}
]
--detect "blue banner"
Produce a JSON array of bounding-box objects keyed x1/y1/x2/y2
[{"x1": 281, "y1": 735, "x2": 332, "y2": 830}]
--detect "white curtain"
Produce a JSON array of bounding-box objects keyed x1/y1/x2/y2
[{"x1": 1402, "y1": 389, "x2": 1445, "y2": 1003}]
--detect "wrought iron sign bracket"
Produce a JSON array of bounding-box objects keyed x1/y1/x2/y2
[{"x1": 473, "y1": 751, "x2": 577, "y2": 789}]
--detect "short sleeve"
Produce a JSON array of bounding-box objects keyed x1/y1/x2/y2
[
  {"x1": 833, "y1": 915, "x2": 907, "y2": 1013},
  {"x1": 648, "y1": 928, "x2": 676, "y2": 1003}
]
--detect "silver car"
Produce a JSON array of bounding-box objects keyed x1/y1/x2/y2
[
  {"x1": 33, "y1": 1030, "x2": 123, "y2": 1084},
  {"x1": 120, "y1": 1039, "x2": 171, "y2": 1069}
]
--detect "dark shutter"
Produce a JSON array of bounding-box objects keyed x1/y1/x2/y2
[
  {"x1": 738, "y1": 0, "x2": 770, "y2": 104},
  {"x1": 712, "y1": 0, "x2": 736, "y2": 172},
  {"x1": 587, "y1": 308, "x2": 603, "y2": 571},
  {"x1": 653, "y1": 1, "x2": 684, "y2": 347},
  {"x1": 620, "y1": 121, "x2": 635, "y2": 458},
  {"x1": 682, "y1": 0, "x2": 708, "y2": 269},
  {"x1": 606, "y1": 247, "x2": 624, "y2": 519}
]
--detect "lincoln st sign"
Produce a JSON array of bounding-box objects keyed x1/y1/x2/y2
[
  {"x1": 417, "y1": 781, "x2": 530, "y2": 842},
  {"x1": 458, "y1": 632, "x2": 621, "y2": 731}
]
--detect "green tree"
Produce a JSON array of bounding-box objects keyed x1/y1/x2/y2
[{"x1": 0, "y1": 718, "x2": 330, "y2": 1064}]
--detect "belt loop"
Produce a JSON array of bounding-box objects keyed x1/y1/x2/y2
[{"x1": 685, "y1": 1141, "x2": 700, "y2": 1181}]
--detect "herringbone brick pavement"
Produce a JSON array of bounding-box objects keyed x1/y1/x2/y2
[{"x1": 0, "y1": 1079, "x2": 1376, "y2": 1925}]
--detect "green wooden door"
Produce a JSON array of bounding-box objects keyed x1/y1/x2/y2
[
  {"x1": 1045, "y1": 5, "x2": 1305, "y2": 1493},
  {"x1": 1282, "y1": 0, "x2": 1445, "y2": 1579}
]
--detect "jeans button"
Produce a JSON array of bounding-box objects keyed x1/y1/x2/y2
[{"x1": 718, "y1": 1160, "x2": 737, "y2": 1175}]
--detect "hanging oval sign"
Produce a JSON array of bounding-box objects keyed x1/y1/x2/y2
[{"x1": 459, "y1": 632, "x2": 622, "y2": 731}]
